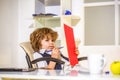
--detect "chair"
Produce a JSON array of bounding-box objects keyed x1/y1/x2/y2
[
  {"x1": 20, "y1": 41, "x2": 87, "y2": 69},
  {"x1": 20, "y1": 42, "x2": 65, "y2": 69}
]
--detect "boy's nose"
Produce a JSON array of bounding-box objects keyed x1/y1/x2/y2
[{"x1": 50, "y1": 41, "x2": 53, "y2": 43}]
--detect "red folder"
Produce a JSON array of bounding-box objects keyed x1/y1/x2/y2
[{"x1": 64, "y1": 24, "x2": 78, "y2": 66}]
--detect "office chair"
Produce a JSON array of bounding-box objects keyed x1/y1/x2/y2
[
  {"x1": 20, "y1": 42, "x2": 65, "y2": 69},
  {"x1": 20, "y1": 42, "x2": 87, "y2": 69}
]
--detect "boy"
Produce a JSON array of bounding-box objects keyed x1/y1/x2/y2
[{"x1": 30, "y1": 27, "x2": 79, "y2": 70}]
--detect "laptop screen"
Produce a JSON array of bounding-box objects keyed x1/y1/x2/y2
[{"x1": 64, "y1": 24, "x2": 78, "y2": 66}]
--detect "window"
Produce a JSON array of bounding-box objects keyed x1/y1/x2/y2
[{"x1": 82, "y1": 0, "x2": 120, "y2": 45}]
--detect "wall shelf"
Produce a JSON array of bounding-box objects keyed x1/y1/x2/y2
[
  {"x1": 33, "y1": 16, "x2": 60, "y2": 27},
  {"x1": 33, "y1": 15, "x2": 80, "y2": 28}
]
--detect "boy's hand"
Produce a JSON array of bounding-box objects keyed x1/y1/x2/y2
[
  {"x1": 75, "y1": 47, "x2": 80, "y2": 56},
  {"x1": 51, "y1": 47, "x2": 60, "y2": 59}
]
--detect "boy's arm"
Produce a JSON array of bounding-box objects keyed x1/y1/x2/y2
[
  {"x1": 47, "y1": 61, "x2": 56, "y2": 69},
  {"x1": 47, "y1": 47, "x2": 60, "y2": 69}
]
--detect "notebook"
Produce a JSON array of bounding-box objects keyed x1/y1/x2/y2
[{"x1": 64, "y1": 24, "x2": 78, "y2": 66}]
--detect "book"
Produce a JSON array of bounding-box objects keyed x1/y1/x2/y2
[{"x1": 64, "y1": 24, "x2": 78, "y2": 66}]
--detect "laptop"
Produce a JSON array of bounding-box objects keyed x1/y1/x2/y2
[{"x1": 0, "y1": 68, "x2": 35, "y2": 72}]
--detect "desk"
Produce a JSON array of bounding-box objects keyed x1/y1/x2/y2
[{"x1": 0, "y1": 69, "x2": 120, "y2": 80}]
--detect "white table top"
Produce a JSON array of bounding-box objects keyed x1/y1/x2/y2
[{"x1": 0, "y1": 69, "x2": 120, "y2": 80}]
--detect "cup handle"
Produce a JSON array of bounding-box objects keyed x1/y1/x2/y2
[{"x1": 100, "y1": 57, "x2": 106, "y2": 70}]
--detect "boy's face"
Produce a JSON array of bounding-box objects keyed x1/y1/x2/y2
[{"x1": 41, "y1": 36, "x2": 55, "y2": 50}]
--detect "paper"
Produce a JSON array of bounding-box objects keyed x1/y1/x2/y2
[{"x1": 64, "y1": 24, "x2": 78, "y2": 66}]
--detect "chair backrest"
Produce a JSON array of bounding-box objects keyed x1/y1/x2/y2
[{"x1": 20, "y1": 42, "x2": 37, "y2": 68}]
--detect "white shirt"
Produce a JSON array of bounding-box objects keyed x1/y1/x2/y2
[
  {"x1": 33, "y1": 49, "x2": 68, "y2": 68},
  {"x1": 33, "y1": 49, "x2": 51, "y2": 68}
]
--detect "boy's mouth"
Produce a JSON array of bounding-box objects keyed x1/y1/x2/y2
[{"x1": 49, "y1": 46, "x2": 54, "y2": 49}]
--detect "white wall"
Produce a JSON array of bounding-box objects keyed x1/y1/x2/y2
[
  {"x1": 0, "y1": 0, "x2": 35, "y2": 68},
  {"x1": 18, "y1": 0, "x2": 35, "y2": 68},
  {"x1": 0, "y1": 0, "x2": 19, "y2": 67},
  {"x1": 79, "y1": 46, "x2": 120, "y2": 71}
]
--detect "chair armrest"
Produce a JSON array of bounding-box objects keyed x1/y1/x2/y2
[
  {"x1": 60, "y1": 53, "x2": 87, "y2": 61},
  {"x1": 31, "y1": 57, "x2": 65, "y2": 64},
  {"x1": 31, "y1": 56, "x2": 87, "y2": 65},
  {"x1": 78, "y1": 57, "x2": 87, "y2": 61}
]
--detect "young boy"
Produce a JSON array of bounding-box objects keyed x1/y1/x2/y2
[{"x1": 30, "y1": 27, "x2": 79, "y2": 70}]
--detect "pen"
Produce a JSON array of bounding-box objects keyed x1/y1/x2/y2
[{"x1": 46, "y1": 46, "x2": 64, "y2": 52}]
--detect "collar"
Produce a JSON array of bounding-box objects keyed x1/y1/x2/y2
[{"x1": 39, "y1": 49, "x2": 52, "y2": 55}]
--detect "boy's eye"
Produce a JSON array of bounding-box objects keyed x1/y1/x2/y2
[
  {"x1": 52, "y1": 40, "x2": 55, "y2": 42},
  {"x1": 45, "y1": 39, "x2": 55, "y2": 42},
  {"x1": 45, "y1": 39, "x2": 49, "y2": 41}
]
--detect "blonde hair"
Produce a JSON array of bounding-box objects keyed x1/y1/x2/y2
[{"x1": 30, "y1": 27, "x2": 58, "y2": 52}]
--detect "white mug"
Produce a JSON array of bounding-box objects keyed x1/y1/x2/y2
[{"x1": 88, "y1": 53, "x2": 106, "y2": 74}]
